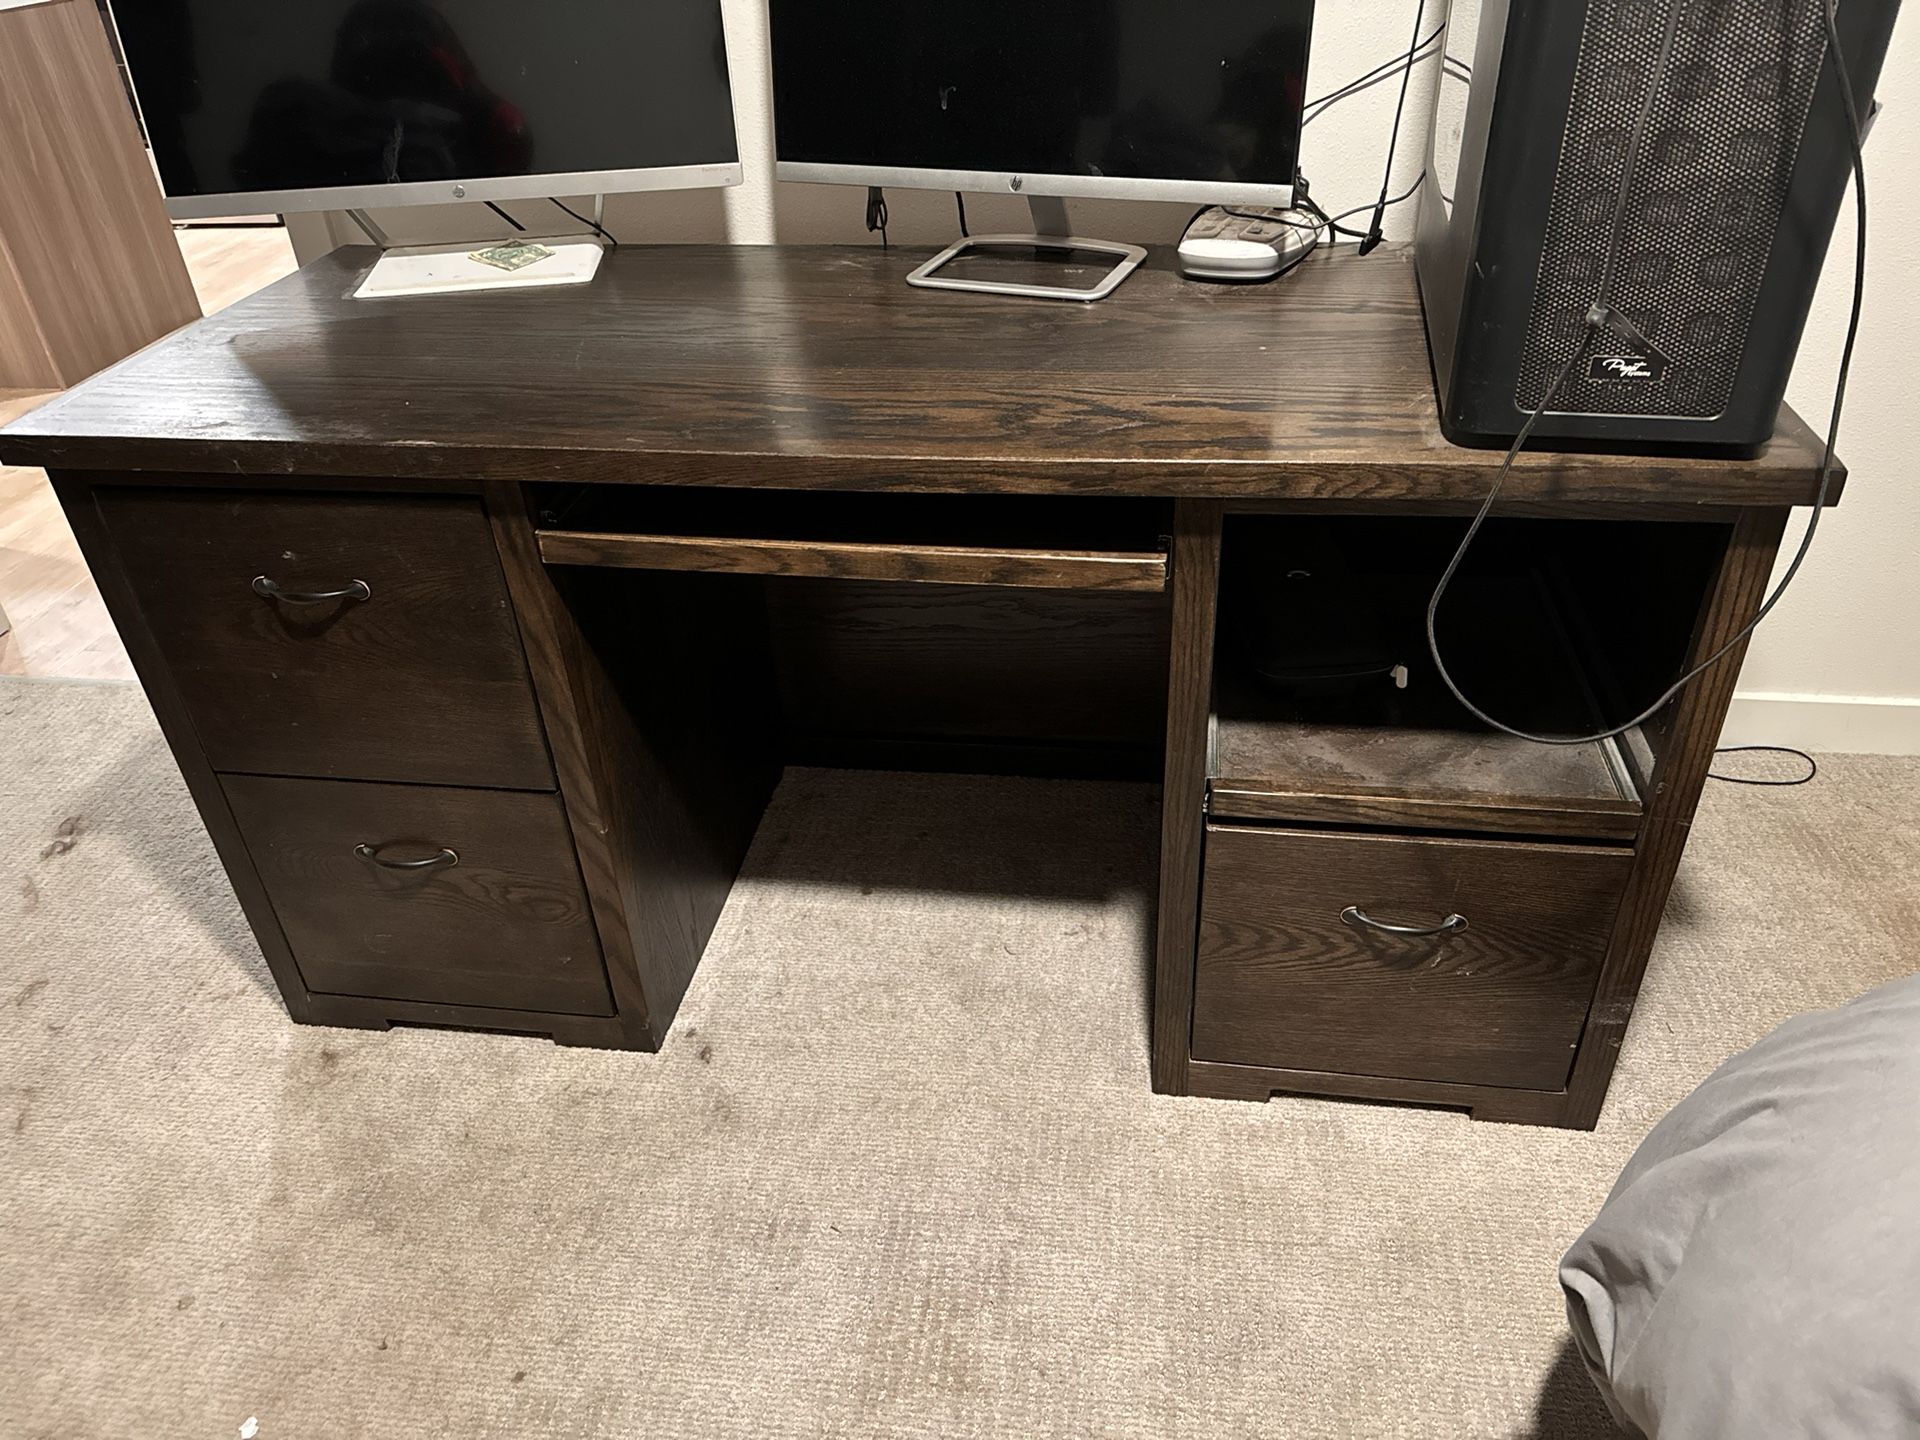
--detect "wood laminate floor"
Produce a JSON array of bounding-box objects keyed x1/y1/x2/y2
[{"x1": 0, "y1": 225, "x2": 298, "y2": 682}]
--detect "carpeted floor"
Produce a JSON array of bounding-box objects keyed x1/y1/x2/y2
[{"x1": 2, "y1": 675, "x2": 1915, "y2": 1439}]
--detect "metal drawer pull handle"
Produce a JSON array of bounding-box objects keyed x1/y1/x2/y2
[
  {"x1": 1342, "y1": 905, "x2": 1468, "y2": 938},
  {"x1": 252, "y1": 575, "x2": 371, "y2": 605},
  {"x1": 354, "y1": 843, "x2": 458, "y2": 871}
]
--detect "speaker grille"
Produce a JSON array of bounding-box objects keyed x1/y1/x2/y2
[{"x1": 1514, "y1": 0, "x2": 1829, "y2": 418}]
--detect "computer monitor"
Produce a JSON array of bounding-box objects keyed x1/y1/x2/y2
[
  {"x1": 109, "y1": 0, "x2": 742, "y2": 221},
  {"x1": 770, "y1": 2, "x2": 1312, "y2": 297}
]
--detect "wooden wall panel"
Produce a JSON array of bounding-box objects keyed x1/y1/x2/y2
[{"x1": 0, "y1": 0, "x2": 200, "y2": 387}]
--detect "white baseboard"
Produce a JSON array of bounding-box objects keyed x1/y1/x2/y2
[{"x1": 1720, "y1": 692, "x2": 1920, "y2": 755}]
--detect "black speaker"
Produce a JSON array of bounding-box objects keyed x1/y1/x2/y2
[{"x1": 1416, "y1": 0, "x2": 1899, "y2": 451}]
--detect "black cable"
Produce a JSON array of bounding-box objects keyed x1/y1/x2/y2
[
  {"x1": 955, "y1": 192, "x2": 970, "y2": 237},
  {"x1": 1295, "y1": 174, "x2": 1425, "y2": 246},
  {"x1": 1709, "y1": 746, "x2": 1819, "y2": 786},
  {"x1": 550, "y1": 197, "x2": 620, "y2": 248},
  {"x1": 1302, "y1": 23, "x2": 1447, "y2": 123},
  {"x1": 1425, "y1": 0, "x2": 1868, "y2": 748},
  {"x1": 1218, "y1": 205, "x2": 1322, "y2": 235},
  {"x1": 1267, "y1": 219, "x2": 1329, "y2": 280},
  {"x1": 1318, "y1": 173, "x2": 1426, "y2": 236},
  {"x1": 1304, "y1": 24, "x2": 1444, "y2": 109},
  {"x1": 484, "y1": 200, "x2": 525, "y2": 232},
  {"x1": 1303, "y1": 44, "x2": 1446, "y2": 130},
  {"x1": 1301, "y1": 194, "x2": 1368, "y2": 241},
  {"x1": 866, "y1": 186, "x2": 889, "y2": 248},
  {"x1": 1358, "y1": 0, "x2": 1428, "y2": 255}
]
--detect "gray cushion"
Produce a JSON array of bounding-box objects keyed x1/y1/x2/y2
[{"x1": 1561, "y1": 972, "x2": 1920, "y2": 1439}]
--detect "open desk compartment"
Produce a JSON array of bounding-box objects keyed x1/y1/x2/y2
[{"x1": 1208, "y1": 514, "x2": 1727, "y2": 841}]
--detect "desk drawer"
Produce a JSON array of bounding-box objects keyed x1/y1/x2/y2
[
  {"x1": 95, "y1": 488, "x2": 553, "y2": 790},
  {"x1": 222, "y1": 774, "x2": 612, "y2": 1016},
  {"x1": 1193, "y1": 824, "x2": 1631, "y2": 1090}
]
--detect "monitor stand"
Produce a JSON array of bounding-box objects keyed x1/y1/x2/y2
[
  {"x1": 906, "y1": 197, "x2": 1147, "y2": 303},
  {"x1": 345, "y1": 208, "x2": 607, "y2": 301}
]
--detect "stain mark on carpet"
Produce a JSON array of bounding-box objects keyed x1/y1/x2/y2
[
  {"x1": 511, "y1": 1370, "x2": 527, "y2": 1384},
  {"x1": 13, "y1": 977, "x2": 47, "y2": 1008},
  {"x1": 697, "y1": 1043, "x2": 713, "y2": 1065},
  {"x1": 18, "y1": 876, "x2": 37, "y2": 911},
  {"x1": 376, "y1": 1337, "x2": 389, "y2": 1351},
  {"x1": 307, "y1": 1039, "x2": 376, "y2": 1083},
  {"x1": 39, "y1": 816, "x2": 86, "y2": 860},
  {"x1": 4, "y1": 1085, "x2": 37, "y2": 1134},
  {"x1": 176, "y1": 1294, "x2": 196, "y2": 1311}
]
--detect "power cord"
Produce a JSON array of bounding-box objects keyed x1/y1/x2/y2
[
  {"x1": 1709, "y1": 746, "x2": 1819, "y2": 786},
  {"x1": 1302, "y1": 23, "x2": 1447, "y2": 127},
  {"x1": 550, "y1": 197, "x2": 620, "y2": 248},
  {"x1": 866, "y1": 186, "x2": 890, "y2": 248},
  {"x1": 955, "y1": 192, "x2": 970, "y2": 237},
  {"x1": 1358, "y1": 0, "x2": 1428, "y2": 255},
  {"x1": 1306, "y1": 173, "x2": 1426, "y2": 241},
  {"x1": 485, "y1": 198, "x2": 621, "y2": 247},
  {"x1": 1426, "y1": 0, "x2": 1868, "y2": 748}
]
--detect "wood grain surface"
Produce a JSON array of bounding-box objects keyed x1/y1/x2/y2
[
  {"x1": 1560, "y1": 509, "x2": 1792, "y2": 1127},
  {"x1": 1203, "y1": 785, "x2": 1644, "y2": 841},
  {"x1": 492, "y1": 485, "x2": 781, "y2": 1049},
  {"x1": 221, "y1": 773, "x2": 613, "y2": 1016},
  {"x1": 537, "y1": 529, "x2": 1170, "y2": 591},
  {"x1": 1150, "y1": 500, "x2": 1223, "y2": 1094},
  {"x1": 0, "y1": 0, "x2": 199, "y2": 387},
  {"x1": 1183, "y1": 1058, "x2": 1576, "y2": 1126},
  {"x1": 766, "y1": 578, "x2": 1170, "y2": 762},
  {"x1": 0, "y1": 245, "x2": 1839, "y2": 507},
  {"x1": 91, "y1": 485, "x2": 556, "y2": 790},
  {"x1": 1193, "y1": 823, "x2": 1633, "y2": 1091}
]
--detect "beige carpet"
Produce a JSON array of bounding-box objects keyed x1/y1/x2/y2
[{"x1": 2, "y1": 675, "x2": 1915, "y2": 1439}]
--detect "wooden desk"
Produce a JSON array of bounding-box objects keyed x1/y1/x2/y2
[{"x1": 0, "y1": 244, "x2": 1834, "y2": 1129}]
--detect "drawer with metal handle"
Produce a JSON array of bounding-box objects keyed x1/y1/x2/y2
[
  {"x1": 220, "y1": 774, "x2": 613, "y2": 1017},
  {"x1": 1193, "y1": 823, "x2": 1632, "y2": 1091},
  {"x1": 93, "y1": 487, "x2": 554, "y2": 790}
]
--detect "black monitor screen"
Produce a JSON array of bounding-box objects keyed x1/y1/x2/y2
[
  {"x1": 771, "y1": 3, "x2": 1312, "y2": 191},
  {"x1": 110, "y1": 0, "x2": 739, "y2": 203}
]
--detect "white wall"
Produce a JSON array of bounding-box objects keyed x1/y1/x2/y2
[
  {"x1": 1718, "y1": 9, "x2": 1920, "y2": 753},
  {"x1": 288, "y1": 0, "x2": 1918, "y2": 752}
]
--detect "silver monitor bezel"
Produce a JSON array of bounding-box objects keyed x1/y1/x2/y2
[
  {"x1": 101, "y1": 1, "x2": 744, "y2": 220},
  {"x1": 161, "y1": 164, "x2": 743, "y2": 221},
  {"x1": 777, "y1": 162, "x2": 1293, "y2": 210}
]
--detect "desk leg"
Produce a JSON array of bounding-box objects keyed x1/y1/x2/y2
[{"x1": 1152, "y1": 500, "x2": 1223, "y2": 1095}]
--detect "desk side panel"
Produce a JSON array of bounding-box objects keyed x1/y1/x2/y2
[
  {"x1": 50, "y1": 472, "x2": 316, "y2": 1022},
  {"x1": 488, "y1": 484, "x2": 779, "y2": 1048},
  {"x1": 1560, "y1": 507, "x2": 1791, "y2": 1128},
  {"x1": 1153, "y1": 499, "x2": 1223, "y2": 1094}
]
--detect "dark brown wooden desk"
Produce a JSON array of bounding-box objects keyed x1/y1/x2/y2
[{"x1": 1, "y1": 244, "x2": 1835, "y2": 1129}]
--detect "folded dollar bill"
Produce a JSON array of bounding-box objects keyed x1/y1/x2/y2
[{"x1": 469, "y1": 242, "x2": 555, "y2": 272}]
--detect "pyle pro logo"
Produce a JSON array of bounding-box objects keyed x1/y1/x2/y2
[{"x1": 1588, "y1": 354, "x2": 1668, "y2": 382}]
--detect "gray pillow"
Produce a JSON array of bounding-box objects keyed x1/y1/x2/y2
[{"x1": 1561, "y1": 972, "x2": 1920, "y2": 1439}]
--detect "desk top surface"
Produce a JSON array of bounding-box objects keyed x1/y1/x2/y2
[{"x1": 0, "y1": 243, "x2": 1833, "y2": 508}]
